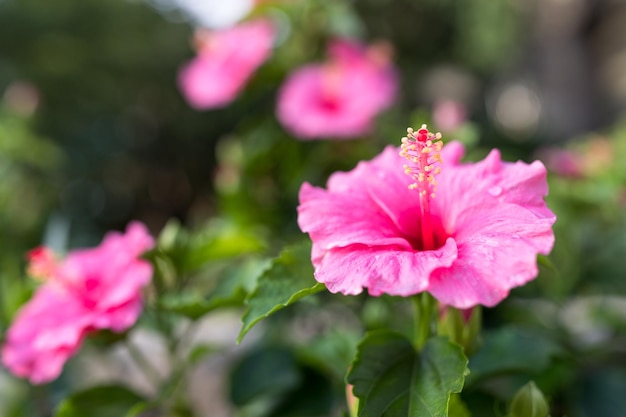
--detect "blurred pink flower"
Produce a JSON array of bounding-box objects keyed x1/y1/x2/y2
[
  {"x1": 432, "y1": 100, "x2": 467, "y2": 132},
  {"x1": 540, "y1": 148, "x2": 583, "y2": 178},
  {"x1": 178, "y1": 19, "x2": 275, "y2": 110},
  {"x1": 1, "y1": 222, "x2": 154, "y2": 384},
  {"x1": 297, "y1": 126, "x2": 555, "y2": 308},
  {"x1": 277, "y1": 39, "x2": 397, "y2": 139}
]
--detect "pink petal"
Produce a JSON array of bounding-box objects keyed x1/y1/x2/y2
[
  {"x1": 178, "y1": 19, "x2": 274, "y2": 110},
  {"x1": 298, "y1": 182, "x2": 412, "y2": 251},
  {"x1": 429, "y1": 204, "x2": 555, "y2": 308},
  {"x1": 314, "y1": 237, "x2": 457, "y2": 296},
  {"x1": 433, "y1": 146, "x2": 556, "y2": 236},
  {"x1": 1, "y1": 285, "x2": 88, "y2": 384}
]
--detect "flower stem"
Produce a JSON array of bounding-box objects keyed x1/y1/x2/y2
[
  {"x1": 126, "y1": 337, "x2": 163, "y2": 388},
  {"x1": 412, "y1": 292, "x2": 436, "y2": 350}
]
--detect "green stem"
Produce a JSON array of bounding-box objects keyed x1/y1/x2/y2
[
  {"x1": 126, "y1": 338, "x2": 163, "y2": 388},
  {"x1": 412, "y1": 292, "x2": 436, "y2": 350}
]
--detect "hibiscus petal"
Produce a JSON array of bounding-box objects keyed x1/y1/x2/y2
[
  {"x1": 325, "y1": 147, "x2": 424, "y2": 238},
  {"x1": 428, "y1": 204, "x2": 555, "y2": 308},
  {"x1": 298, "y1": 182, "x2": 412, "y2": 250},
  {"x1": 1, "y1": 285, "x2": 89, "y2": 384},
  {"x1": 434, "y1": 147, "x2": 556, "y2": 235},
  {"x1": 315, "y1": 237, "x2": 458, "y2": 297}
]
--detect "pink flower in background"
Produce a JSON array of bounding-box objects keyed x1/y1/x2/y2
[
  {"x1": 433, "y1": 100, "x2": 467, "y2": 132},
  {"x1": 178, "y1": 19, "x2": 275, "y2": 110},
  {"x1": 277, "y1": 39, "x2": 397, "y2": 139},
  {"x1": 1, "y1": 222, "x2": 154, "y2": 384},
  {"x1": 297, "y1": 125, "x2": 555, "y2": 308},
  {"x1": 540, "y1": 148, "x2": 583, "y2": 178}
]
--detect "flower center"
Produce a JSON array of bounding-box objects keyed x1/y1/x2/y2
[{"x1": 400, "y1": 124, "x2": 443, "y2": 251}]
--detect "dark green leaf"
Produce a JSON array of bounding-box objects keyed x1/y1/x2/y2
[
  {"x1": 347, "y1": 331, "x2": 469, "y2": 417},
  {"x1": 269, "y1": 367, "x2": 335, "y2": 417},
  {"x1": 298, "y1": 329, "x2": 361, "y2": 381},
  {"x1": 54, "y1": 385, "x2": 145, "y2": 417},
  {"x1": 568, "y1": 368, "x2": 626, "y2": 417},
  {"x1": 466, "y1": 327, "x2": 561, "y2": 385},
  {"x1": 238, "y1": 242, "x2": 324, "y2": 342},
  {"x1": 229, "y1": 347, "x2": 301, "y2": 406}
]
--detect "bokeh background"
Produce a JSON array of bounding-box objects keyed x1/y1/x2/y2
[{"x1": 1, "y1": 0, "x2": 626, "y2": 416}]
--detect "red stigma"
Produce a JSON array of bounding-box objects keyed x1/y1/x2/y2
[{"x1": 416, "y1": 128, "x2": 429, "y2": 142}]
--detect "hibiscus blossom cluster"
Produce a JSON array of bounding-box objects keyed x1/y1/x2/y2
[
  {"x1": 298, "y1": 125, "x2": 556, "y2": 308},
  {"x1": 1, "y1": 222, "x2": 154, "y2": 384},
  {"x1": 176, "y1": 17, "x2": 397, "y2": 140}
]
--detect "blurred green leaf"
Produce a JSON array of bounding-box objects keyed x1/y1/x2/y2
[
  {"x1": 155, "y1": 220, "x2": 266, "y2": 276},
  {"x1": 449, "y1": 394, "x2": 471, "y2": 417},
  {"x1": 184, "y1": 230, "x2": 265, "y2": 270},
  {"x1": 181, "y1": 225, "x2": 265, "y2": 273},
  {"x1": 298, "y1": 329, "x2": 361, "y2": 381},
  {"x1": 536, "y1": 255, "x2": 556, "y2": 272},
  {"x1": 229, "y1": 347, "x2": 301, "y2": 406},
  {"x1": 54, "y1": 385, "x2": 145, "y2": 417},
  {"x1": 0, "y1": 114, "x2": 62, "y2": 169},
  {"x1": 268, "y1": 367, "x2": 335, "y2": 417},
  {"x1": 188, "y1": 344, "x2": 217, "y2": 365},
  {"x1": 161, "y1": 257, "x2": 270, "y2": 320},
  {"x1": 238, "y1": 242, "x2": 324, "y2": 342},
  {"x1": 467, "y1": 327, "x2": 561, "y2": 385},
  {"x1": 568, "y1": 368, "x2": 626, "y2": 417},
  {"x1": 347, "y1": 331, "x2": 468, "y2": 417}
]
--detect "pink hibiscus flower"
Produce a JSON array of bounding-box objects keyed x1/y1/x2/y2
[
  {"x1": 277, "y1": 39, "x2": 397, "y2": 139},
  {"x1": 1, "y1": 222, "x2": 154, "y2": 384},
  {"x1": 177, "y1": 19, "x2": 275, "y2": 110},
  {"x1": 297, "y1": 125, "x2": 556, "y2": 308}
]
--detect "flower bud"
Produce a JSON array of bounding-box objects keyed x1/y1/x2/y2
[
  {"x1": 437, "y1": 305, "x2": 481, "y2": 354},
  {"x1": 508, "y1": 381, "x2": 550, "y2": 417}
]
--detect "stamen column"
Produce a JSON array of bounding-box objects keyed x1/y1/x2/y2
[{"x1": 400, "y1": 125, "x2": 443, "y2": 250}]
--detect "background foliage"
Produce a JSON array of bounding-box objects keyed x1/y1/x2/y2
[{"x1": 1, "y1": 0, "x2": 626, "y2": 416}]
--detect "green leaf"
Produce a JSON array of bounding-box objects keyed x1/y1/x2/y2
[
  {"x1": 298, "y1": 329, "x2": 361, "y2": 381},
  {"x1": 188, "y1": 344, "x2": 218, "y2": 365},
  {"x1": 347, "y1": 331, "x2": 469, "y2": 417},
  {"x1": 448, "y1": 394, "x2": 471, "y2": 417},
  {"x1": 181, "y1": 222, "x2": 265, "y2": 272},
  {"x1": 568, "y1": 368, "x2": 626, "y2": 417},
  {"x1": 54, "y1": 385, "x2": 145, "y2": 417},
  {"x1": 536, "y1": 255, "x2": 556, "y2": 272},
  {"x1": 268, "y1": 367, "x2": 335, "y2": 417},
  {"x1": 161, "y1": 257, "x2": 270, "y2": 320},
  {"x1": 466, "y1": 327, "x2": 561, "y2": 385},
  {"x1": 238, "y1": 242, "x2": 324, "y2": 342},
  {"x1": 229, "y1": 347, "x2": 301, "y2": 406}
]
